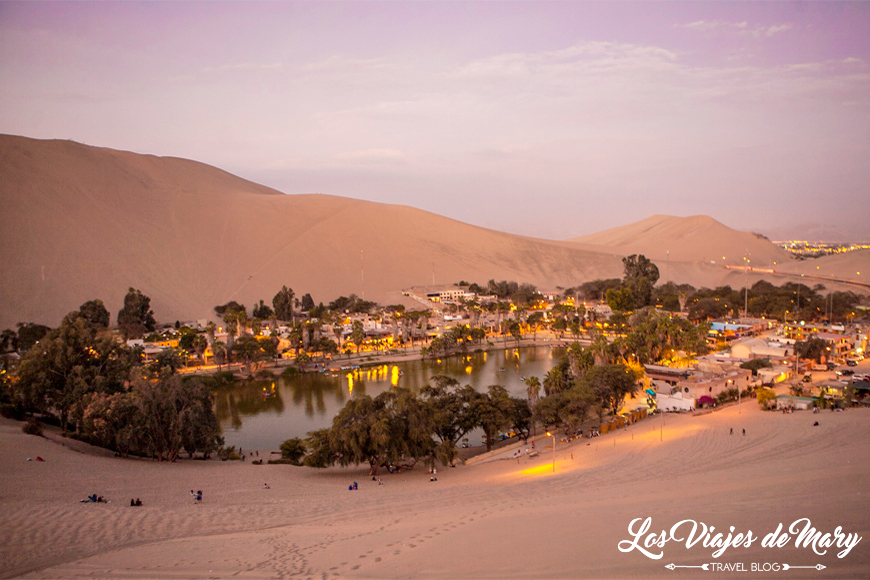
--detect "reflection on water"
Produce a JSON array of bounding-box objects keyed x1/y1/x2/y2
[{"x1": 218, "y1": 345, "x2": 565, "y2": 451}]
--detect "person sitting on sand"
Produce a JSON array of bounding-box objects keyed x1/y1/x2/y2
[
  {"x1": 264, "y1": 483, "x2": 270, "y2": 489},
  {"x1": 195, "y1": 491, "x2": 202, "y2": 503},
  {"x1": 135, "y1": 498, "x2": 142, "y2": 506}
]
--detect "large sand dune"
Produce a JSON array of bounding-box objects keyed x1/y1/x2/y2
[
  {"x1": 1, "y1": 403, "x2": 868, "y2": 579},
  {"x1": 0, "y1": 135, "x2": 623, "y2": 328},
  {"x1": 1, "y1": 135, "x2": 865, "y2": 329}
]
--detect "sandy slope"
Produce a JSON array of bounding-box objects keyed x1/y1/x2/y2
[
  {"x1": 0, "y1": 135, "x2": 623, "y2": 328},
  {"x1": 567, "y1": 214, "x2": 792, "y2": 266},
  {"x1": 2, "y1": 135, "x2": 866, "y2": 329},
  {"x1": 1, "y1": 404, "x2": 868, "y2": 579}
]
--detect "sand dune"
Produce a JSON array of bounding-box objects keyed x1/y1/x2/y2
[
  {"x1": 1, "y1": 135, "x2": 865, "y2": 329},
  {"x1": 0, "y1": 135, "x2": 623, "y2": 328},
  {"x1": 568, "y1": 214, "x2": 793, "y2": 266},
  {"x1": 1, "y1": 402, "x2": 868, "y2": 579}
]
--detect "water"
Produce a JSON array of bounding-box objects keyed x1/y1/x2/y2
[{"x1": 215, "y1": 345, "x2": 566, "y2": 451}]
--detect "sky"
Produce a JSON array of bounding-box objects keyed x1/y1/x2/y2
[{"x1": 1, "y1": 1, "x2": 869, "y2": 240}]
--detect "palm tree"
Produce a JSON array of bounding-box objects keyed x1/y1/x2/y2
[{"x1": 525, "y1": 376, "x2": 541, "y2": 406}]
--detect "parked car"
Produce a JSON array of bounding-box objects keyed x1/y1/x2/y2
[
  {"x1": 847, "y1": 360, "x2": 858, "y2": 367},
  {"x1": 837, "y1": 369, "x2": 855, "y2": 376}
]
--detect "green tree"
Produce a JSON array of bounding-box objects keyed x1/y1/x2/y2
[
  {"x1": 473, "y1": 385, "x2": 513, "y2": 451},
  {"x1": 524, "y1": 375, "x2": 541, "y2": 405},
  {"x1": 582, "y1": 364, "x2": 638, "y2": 422},
  {"x1": 78, "y1": 299, "x2": 110, "y2": 328},
  {"x1": 279, "y1": 437, "x2": 307, "y2": 465},
  {"x1": 16, "y1": 322, "x2": 51, "y2": 353},
  {"x1": 315, "y1": 387, "x2": 435, "y2": 475},
  {"x1": 350, "y1": 320, "x2": 366, "y2": 354},
  {"x1": 117, "y1": 288, "x2": 156, "y2": 339},
  {"x1": 273, "y1": 286, "x2": 296, "y2": 322},
  {"x1": 795, "y1": 337, "x2": 828, "y2": 362},
  {"x1": 16, "y1": 313, "x2": 140, "y2": 430},
  {"x1": 252, "y1": 299, "x2": 273, "y2": 320},
  {"x1": 740, "y1": 358, "x2": 772, "y2": 376},
  {"x1": 421, "y1": 376, "x2": 480, "y2": 465}
]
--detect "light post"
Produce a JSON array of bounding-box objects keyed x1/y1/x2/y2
[{"x1": 545, "y1": 431, "x2": 556, "y2": 472}]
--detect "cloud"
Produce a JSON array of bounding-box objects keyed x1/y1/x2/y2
[
  {"x1": 202, "y1": 62, "x2": 283, "y2": 73},
  {"x1": 764, "y1": 23, "x2": 793, "y2": 37},
  {"x1": 679, "y1": 20, "x2": 793, "y2": 39}
]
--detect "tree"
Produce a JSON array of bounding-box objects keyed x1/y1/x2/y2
[
  {"x1": 252, "y1": 299, "x2": 273, "y2": 320},
  {"x1": 117, "y1": 288, "x2": 156, "y2": 339},
  {"x1": 273, "y1": 286, "x2": 296, "y2": 322},
  {"x1": 606, "y1": 286, "x2": 636, "y2": 313},
  {"x1": 16, "y1": 322, "x2": 51, "y2": 353},
  {"x1": 132, "y1": 373, "x2": 221, "y2": 461},
  {"x1": 525, "y1": 375, "x2": 541, "y2": 405},
  {"x1": 421, "y1": 376, "x2": 480, "y2": 465},
  {"x1": 582, "y1": 364, "x2": 638, "y2": 422},
  {"x1": 191, "y1": 334, "x2": 208, "y2": 364},
  {"x1": 279, "y1": 438, "x2": 307, "y2": 465},
  {"x1": 795, "y1": 337, "x2": 828, "y2": 362},
  {"x1": 300, "y1": 293, "x2": 315, "y2": 312},
  {"x1": 316, "y1": 387, "x2": 435, "y2": 475},
  {"x1": 473, "y1": 385, "x2": 513, "y2": 451},
  {"x1": 232, "y1": 335, "x2": 267, "y2": 371},
  {"x1": 740, "y1": 358, "x2": 772, "y2": 376},
  {"x1": 15, "y1": 313, "x2": 140, "y2": 431},
  {"x1": 78, "y1": 299, "x2": 110, "y2": 328},
  {"x1": 623, "y1": 254, "x2": 660, "y2": 285},
  {"x1": 350, "y1": 320, "x2": 365, "y2": 354}
]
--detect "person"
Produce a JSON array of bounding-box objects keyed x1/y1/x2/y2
[
  {"x1": 742, "y1": 429, "x2": 746, "y2": 436},
  {"x1": 264, "y1": 483, "x2": 270, "y2": 489},
  {"x1": 131, "y1": 499, "x2": 135, "y2": 506},
  {"x1": 348, "y1": 484, "x2": 353, "y2": 491},
  {"x1": 135, "y1": 498, "x2": 142, "y2": 506},
  {"x1": 813, "y1": 421, "x2": 819, "y2": 426},
  {"x1": 730, "y1": 428, "x2": 733, "y2": 435},
  {"x1": 353, "y1": 481, "x2": 358, "y2": 490},
  {"x1": 195, "y1": 490, "x2": 202, "y2": 503}
]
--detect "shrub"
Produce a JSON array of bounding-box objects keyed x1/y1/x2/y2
[
  {"x1": 22, "y1": 418, "x2": 43, "y2": 436},
  {"x1": 0, "y1": 403, "x2": 26, "y2": 421},
  {"x1": 757, "y1": 389, "x2": 776, "y2": 409}
]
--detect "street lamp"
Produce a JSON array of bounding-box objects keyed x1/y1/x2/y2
[{"x1": 545, "y1": 431, "x2": 556, "y2": 472}]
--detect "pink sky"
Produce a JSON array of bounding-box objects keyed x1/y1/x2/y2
[{"x1": 1, "y1": 1, "x2": 868, "y2": 239}]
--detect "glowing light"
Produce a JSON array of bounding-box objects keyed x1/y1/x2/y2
[
  {"x1": 391, "y1": 366, "x2": 399, "y2": 386},
  {"x1": 346, "y1": 373, "x2": 354, "y2": 396},
  {"x1": 465, "y1": 365, "x2": 473, "y2": 374},
  {"x1": 520, "y1": 464, "x2": 557, "y2": 476}
]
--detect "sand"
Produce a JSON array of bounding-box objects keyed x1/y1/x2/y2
[
  {"x1": 4, "y1": 135, "x2": 866, "y2": 331},
  {"x1": 2, "y1": 402, "x2": 868, "y2": 579}
]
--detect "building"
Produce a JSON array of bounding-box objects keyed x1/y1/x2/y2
[
  {"x1": 774, "y1": 395, "x2": 815, "y2": 410},
  {"x1": 729, "y1": 337, "x2": 791, "y2": 360}
]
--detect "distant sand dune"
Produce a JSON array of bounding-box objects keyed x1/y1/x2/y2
[{"x1": 1, "y1": 135, "x2": 865, "y2": 329}]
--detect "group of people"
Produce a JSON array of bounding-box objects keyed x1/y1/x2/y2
[
  {"x1": 129, "y1": 498, "x2": 142, "y2": 506},
  {"x1": 729, "y1": 428, "x2": 746, "y2": 436},
  {"x1": 80, "y1": 494, "x2": 106, "y2": 503},
  {"x1": 348, "y1": 481, "x2": 358, "y2": 490},
  {"x1": 190, "y1": 489, "x2": 203, "y2": 503}
]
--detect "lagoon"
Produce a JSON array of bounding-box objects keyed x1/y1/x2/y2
[{"x1": 216, "y1": 345, "x2": 566, "y2": 451}]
